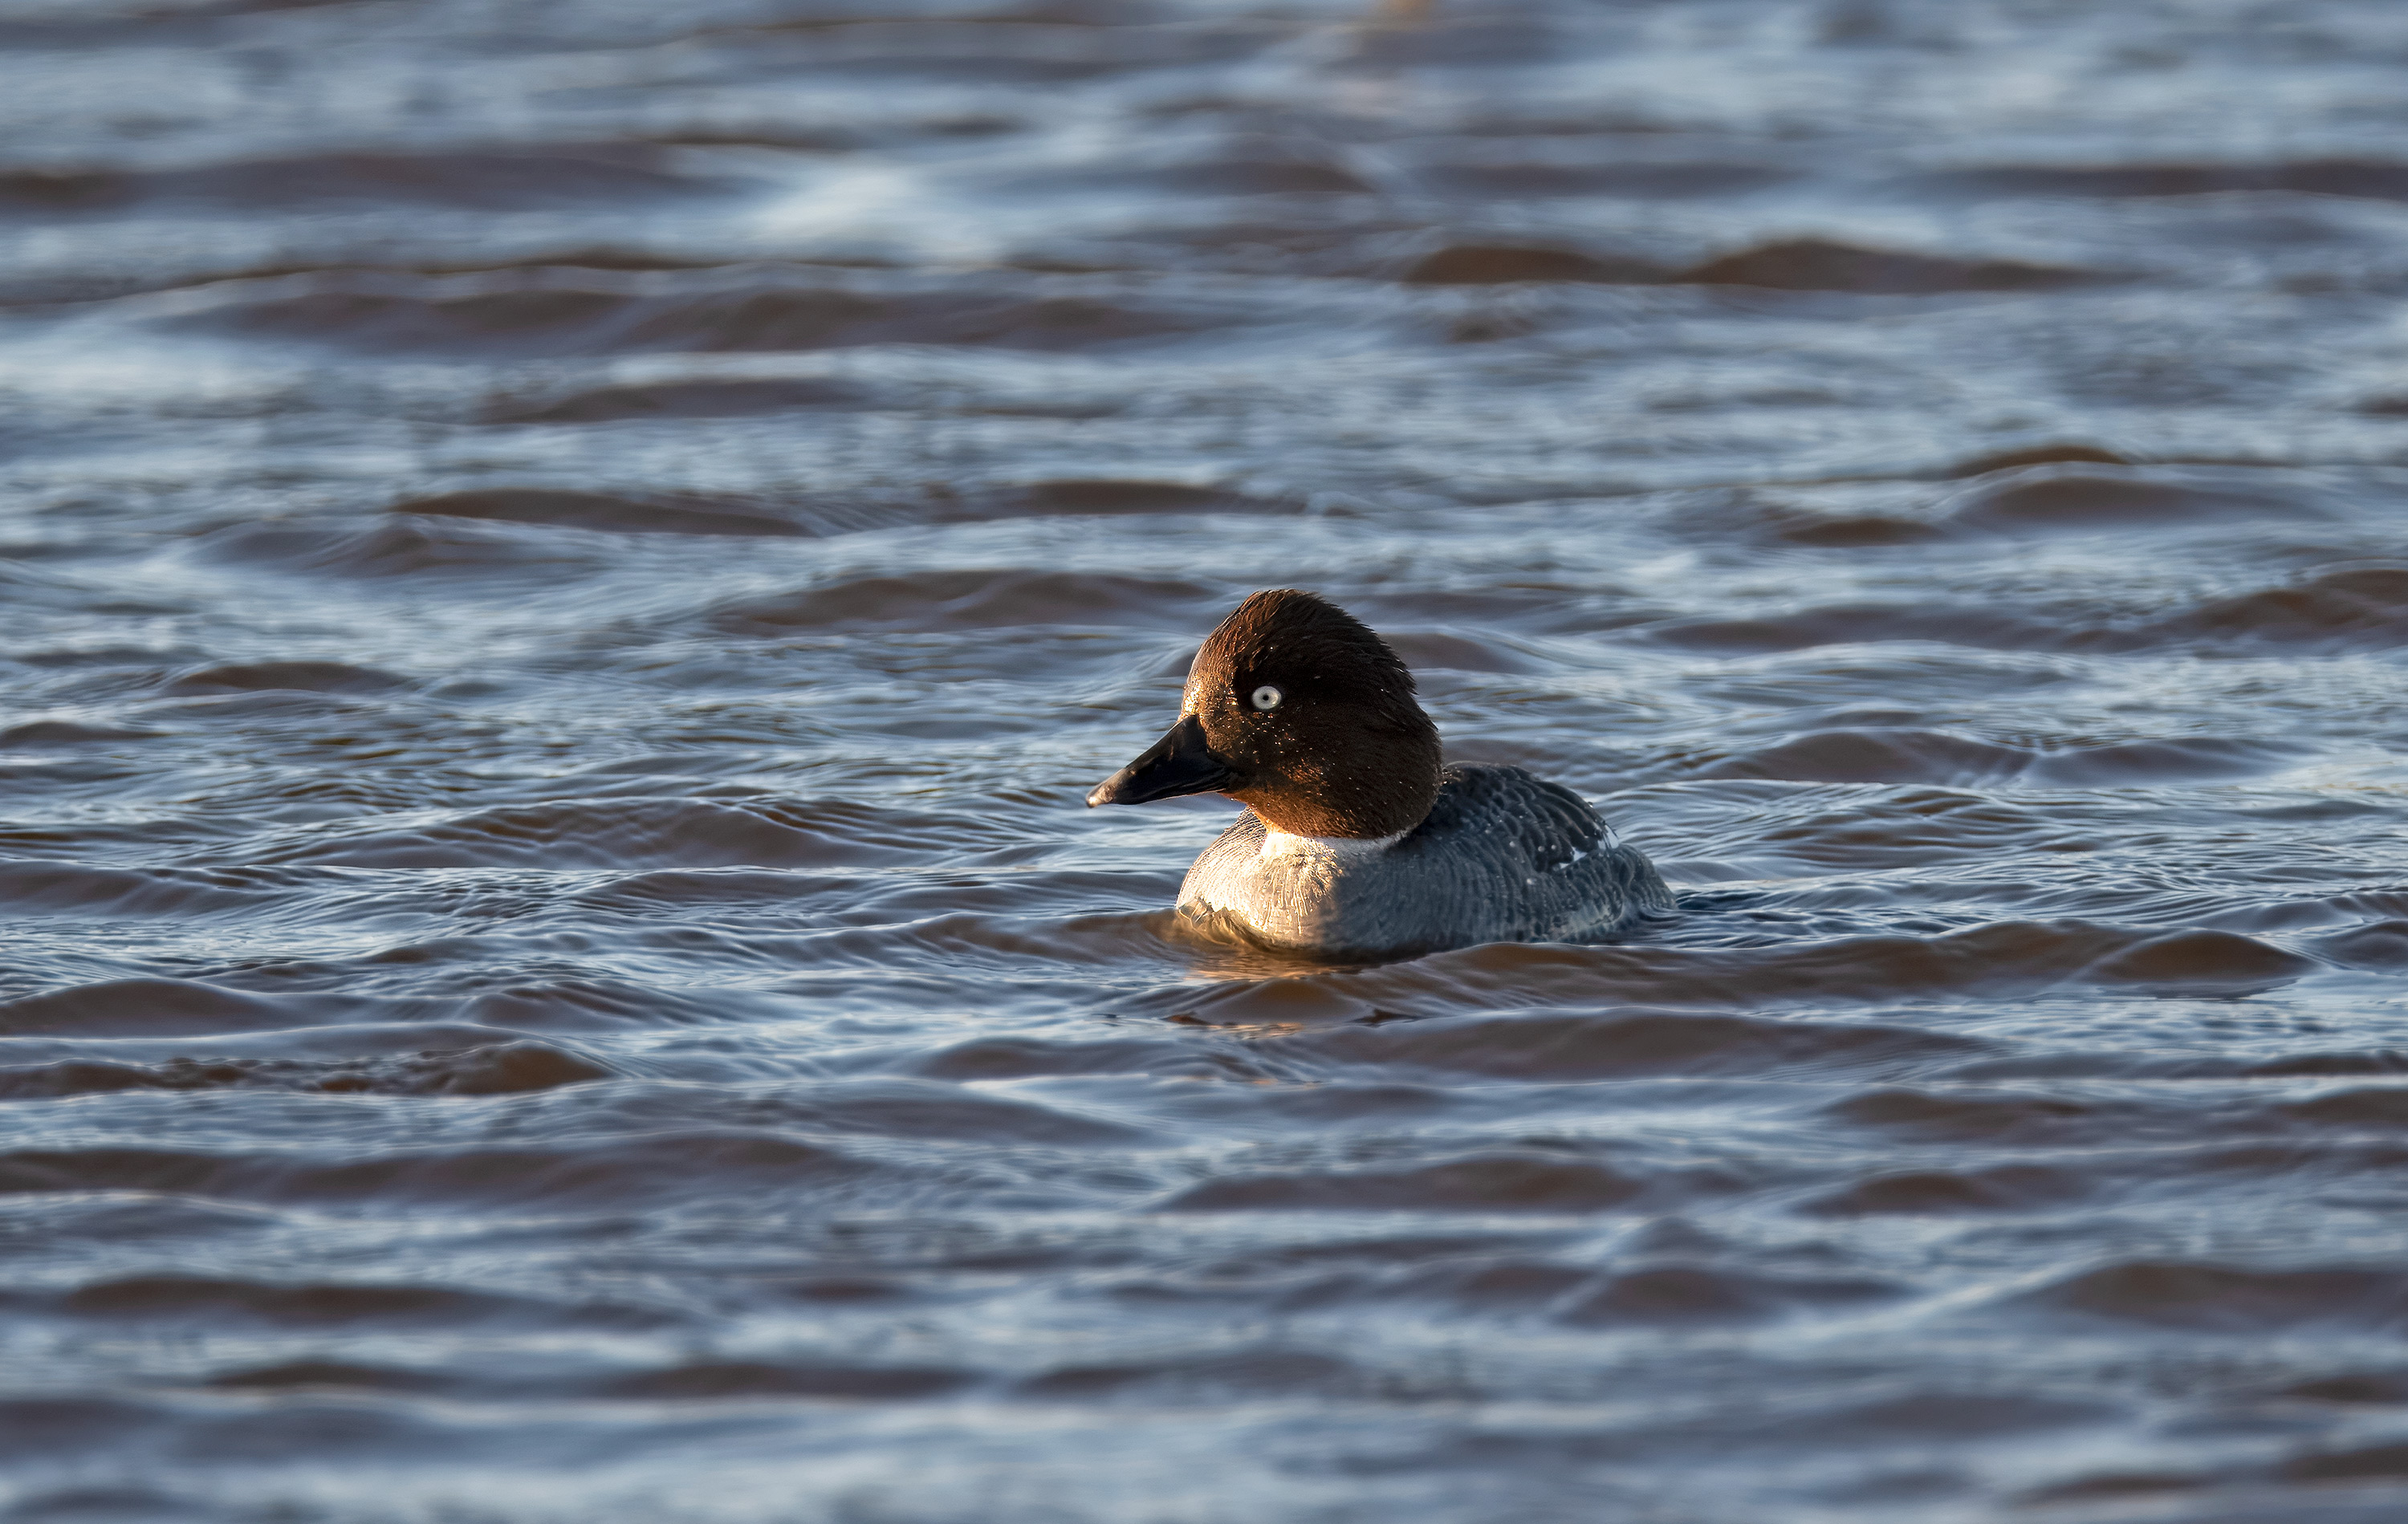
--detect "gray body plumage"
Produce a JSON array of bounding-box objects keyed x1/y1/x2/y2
[{"x1": 1177, "y1": 762, "x2": 1672, "y2": 958}]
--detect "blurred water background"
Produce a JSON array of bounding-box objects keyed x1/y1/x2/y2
[{"x1": 10, "y1": 1, "x2": 2408, "y2": 1519}]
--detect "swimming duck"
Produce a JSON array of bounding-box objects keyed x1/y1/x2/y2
[{"x1": 1086, "y1": 588, "x2": 1672, "y2": 957}]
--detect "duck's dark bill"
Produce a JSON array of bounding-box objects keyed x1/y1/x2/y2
[{"x1": 1087, "y1": 713, "x2": 1234, "y2": 807}]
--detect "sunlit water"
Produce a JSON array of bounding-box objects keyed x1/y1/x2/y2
[{"x1": 9, "y1": 2, "x2": 2408, "y2": 1519}]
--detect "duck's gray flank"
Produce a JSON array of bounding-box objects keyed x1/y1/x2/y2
[{"x1": 1178, "y1": 762, "x2": 1673, "y2": 958}]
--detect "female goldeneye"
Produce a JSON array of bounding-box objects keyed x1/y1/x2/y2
[{"x1": 1086, "y1": 588, "x2": 1672, "y2": 957}]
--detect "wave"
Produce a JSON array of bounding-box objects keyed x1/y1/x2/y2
[
  {"x1": 905, "y1": 1031, "x2": 1270, "y2": 1083},
  {"x1": 1402, "y1": 244, "x2": 1674, "y2": 285},
  {"x1": 1123, "y1": 920, "x2": 2318, "y2": 1027},
  {"x1": 56, "y1": 1274, "x2": 580, "y2": 1324},
  {"x1": 0, "y1": 1131, "x2": 876, "y2": 1208},
  {"x1": 1800, "y1": 1163, "x2": 2085, "y2": 1215},
  {"x1": 1419, "y1": 158, "x2": 1796, "y2": 200},
  {"x1": 1271, "y1": 1007, "x2": 1981, "y2": 1079},
  {"x1": 1399, "y1": 237, "x2": 2108, "y2": 292},
  {"x1": 1933, "y1": 157, "x2": 2408, "y2": 201},
  {"x1": 0, "y1": 1041, "x2": 612, "y2": 1101},
  {"x1": 1830, "y1": 1086, "x2": 2099, "y2": 1141},
  {"x1": 0, "y1": 977, "x2": 293, "y2": 1037},
  {"x1": 393, "y1": 487, "x2": 816, "y2": 538},
  {"x1": 2158, "y1": 565, "x2": 2408, "y2": 648},
  {"x1": 190, "y1": 514, "x2": 606, "y2": 579},
  {"x1": 0, "y1": 861, "x2": 272, "y2": 916},
  {"x1": 1946, "y1": 465, "x2": 2300, "y2": 533},
  {"x1": 480, "y1": 376, "x2": 866, "y2": 424},
  {"x1": 710, "y1": 569, "x2": 1218, "y2": 633},
  {"x1": 601, "y1": 1360, "x2": 974, "y2": 1400},
  {"x1": 2309, "y1": 920, "x2": 2408, "y2": 970},
  {"x1": 197, "y1": 1354, "x2": 975, "y2": 1402},
  {"x1": 1555, "y1": 1263, "x2": 1901, "y2": 1325},
  {"x1": 1161, "y1": 1151, "x2": 1647, "y2": 1212},
  {"x1": 2026, "y1": 1259, "x2": 2408, "y2": 1333},
  {"x1": 161, "y1": 660, "x2": 407, "y2": 696},
  {"x1": 257, "y1": 795, "x2": 993, "y2": 870},
  {"x1": 1022, "y1": 140, "x2": 1376, "y2": 197},
  {"x1": 158, "y1": 269, "x2": 1232, "y2": 356},
  {"x1": 1684, "y1": 238, "x2": 2108, "y2": 294},
  {"x1": 0, "y1": 145, "x2": 730, "y2": 217},
  {"x1": 0, "y1": 720, "x2": 164, "y2": 747},
  {"x1": 1649, "y1": 563, "x2": 2408, "y2": 655},
  {"x1": 1697, "y1": 728, "x2": 2299, "y2": 786},
  {"x1": 368, "y1": 478, "x2": 1300, "y2": 542}
]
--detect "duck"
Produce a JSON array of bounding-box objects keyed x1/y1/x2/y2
[{"x1": 1086, "y1": 588, "x2": 1672, "y2": 957}]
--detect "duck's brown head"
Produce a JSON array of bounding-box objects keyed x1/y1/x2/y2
[{"x1": 1085, "y1": 588, "x2": 1442, "y2": 839}]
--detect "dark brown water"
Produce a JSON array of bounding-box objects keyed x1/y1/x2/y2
[{"x1": 9, "y1": 1, "x2": 2408, "y2": 1518}]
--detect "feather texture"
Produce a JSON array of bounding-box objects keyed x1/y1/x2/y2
[{"x1": 1178, "y1": 762, "x2": 1672, "y2": 957}]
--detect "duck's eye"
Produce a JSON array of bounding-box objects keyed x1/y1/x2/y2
[{"x1": 1251, "y1": 684, "x2": 1283, "y2": 712}]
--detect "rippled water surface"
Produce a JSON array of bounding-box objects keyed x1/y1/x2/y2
[{"x1": 12, "y1": 1, "x2": 2408, "y2": 1519}]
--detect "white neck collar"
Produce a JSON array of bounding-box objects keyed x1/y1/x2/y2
[{"x1": 1259, "y1": 827, "x2": 1406, "y2": 860}]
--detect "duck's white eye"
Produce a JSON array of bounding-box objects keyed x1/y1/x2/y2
[{"x1": 1251, "y1": 684, "x2": 1283, "y2": 712}]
